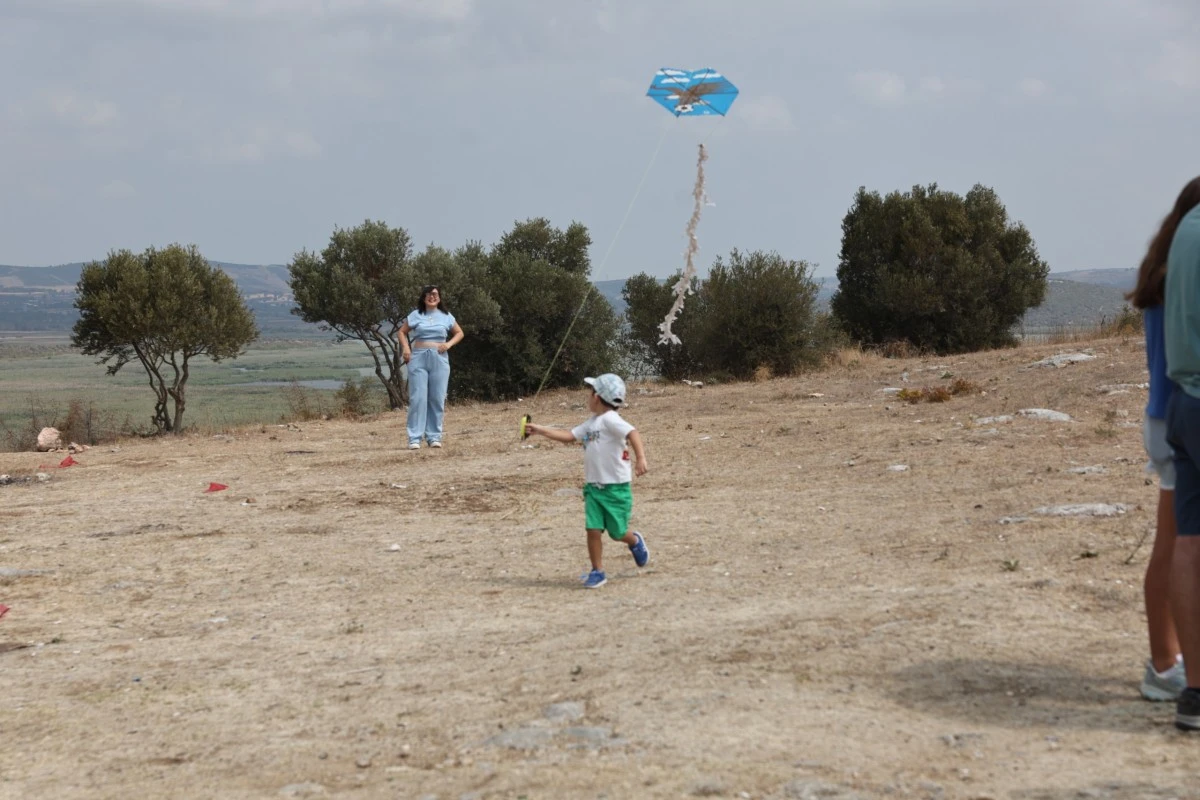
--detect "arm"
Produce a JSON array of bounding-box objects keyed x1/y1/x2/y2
[
  {"x1": 626, "y1": 429, "x2": 649, "y2": 477},
  {"x1": 398, "y1": 321, "x2": 412, "y2": 364},
  {"x1": 438, "y1": 323, "x2": 464, "y2": 355},
  {"x1": 524, "y1": 423, "x2": 577, "y2": 444}
]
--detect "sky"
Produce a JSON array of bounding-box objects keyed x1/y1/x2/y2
[{"x1": 1, "y1": 0, "x2": 1198, "y2": 282}]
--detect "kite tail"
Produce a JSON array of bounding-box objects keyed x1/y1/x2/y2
[{"x1": 659, "y1": 143, "x2": 708, "y2": 345}]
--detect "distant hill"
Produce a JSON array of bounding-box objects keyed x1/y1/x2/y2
[
  {"x1": 0, "y1": 261, "x2": 292, "y2": 295},
  {"x1": 0, "y1": 262, "x2": 1138, "y2": 338},
  {"x1": 1049, "y1": 268, "x2": 1136, "y2": 290}
]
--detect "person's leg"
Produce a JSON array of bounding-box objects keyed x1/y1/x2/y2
[
  {"x1": 1167, "y1": 391, "x2": 1200, "y2": 728},
  {"x1": 1147, "y1": 487, "x2": 1181, "y2": 672},
  {"x1": 587, "y1": 529, "x2": 605, "y2": 571},
  {"x1": 604, "y1": 485, "x2": 647, "y2": 566},
  {"x1": 581, "y1": 485, "x2": 608, "y2": 587},
  {"x1": 424, "y1": 351, "x2": 450, "y2": 444},
  {"x1": 406, "y1": 351, "x2": 429, "y2": 446},
  {"x1": 1144, "y1": 416, "x2": 1182, "y2": 681},
  {"x1": 601, "y1": 484, "x2": 648, "y2": 567}
]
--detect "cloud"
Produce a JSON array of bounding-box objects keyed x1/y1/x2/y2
[
  {"x1": 851, "y1": 70, "x2": 906, "y2": 107},
  {"x1": 284, "y1": 130, "x2": 322, "y2": 158},
  {"x1": 99, "y1": 179, "x2": 136, "y2": 199},
  {"x1": 1146, "y1": 40, "x2": 1200, "y2": 90},
  {"x1": 737, "y1": 95, "x2": 794, "y2": 132},
  {"x1": 28, "y1": 0, "x2": 473, "y2": 23},
  {"x1": 42, "y1": 89, "x2": 120, "y2": 128},
  {"x1": 1017, "y1": 77, "x2": 1051, "y2": 98},
  {"x1": 181, "y1": 125, "x2": 322, "y2": 164}
]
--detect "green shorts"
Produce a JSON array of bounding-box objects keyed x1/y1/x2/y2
[{"x1": 583, "y1": 482, "x2": 633, "y2": 540}]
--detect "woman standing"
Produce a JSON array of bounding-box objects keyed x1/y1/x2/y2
[
  {"x1": 398, "y1": 285, "x2": 464, "y2": 449},
  {"x1": 1126, "y1": 179, "x2": 1200, "y2": 701}
]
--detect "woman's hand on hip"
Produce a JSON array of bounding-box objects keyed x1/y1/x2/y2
[{"x1": 436, "y1": 343, "x2": 450, "y2": 354}]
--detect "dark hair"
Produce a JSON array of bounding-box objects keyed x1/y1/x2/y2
[
  {"x1": 416, "y1": 284, "x2": 447, "y2": 315},
  {"x1": 589, "y1": 387, "x2": 617, "y2": 411},
  {"x1": 1128, "y1": 176, "x2": 1200, "y2": 309}
]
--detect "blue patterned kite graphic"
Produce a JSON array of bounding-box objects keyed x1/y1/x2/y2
[{"x1": 646, "y1": 68, "x2": 739, "y2": 117}]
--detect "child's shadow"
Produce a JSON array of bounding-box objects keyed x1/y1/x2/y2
[{"x1": 890, "y1": 658, "x2": 1166, "y2": 735}]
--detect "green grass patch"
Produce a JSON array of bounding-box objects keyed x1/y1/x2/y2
[{"x1": 0, "y1": 338, "x2": 393, "y2": 448}]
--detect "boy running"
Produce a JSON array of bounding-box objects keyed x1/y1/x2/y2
[{"x1": 524, "y1": 373, "x2": 649, "y2": 588}]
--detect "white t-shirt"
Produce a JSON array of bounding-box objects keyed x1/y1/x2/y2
[{"x1": 572, "y1": 410, "x2": 636, "y2": 485}]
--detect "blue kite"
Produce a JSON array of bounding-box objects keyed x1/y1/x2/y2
[{"x1": 646, "y1": 68, "x2": 739, "y2": 117}]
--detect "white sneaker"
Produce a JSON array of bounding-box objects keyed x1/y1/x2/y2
[
  {"x1": 408, "y1": 442, "x2": 419, "y2": 450},
  {"x1": 429, "y1": 441, "x2": 442, "y2": 448},
  {"x1": 1141, "y1": 656, "x2": 1186, "y2": 701}
]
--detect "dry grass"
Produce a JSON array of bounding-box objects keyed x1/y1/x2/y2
[{"x1": 0, "y1": 332, "x2": 1184, "y2": 799}]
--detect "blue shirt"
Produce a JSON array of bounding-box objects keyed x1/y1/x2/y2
[
  {"x1": 1143, "y1": 304, "x2": 1176, "y2": 419},
  {"x1": 1165, "y1": 207, "x2": 1200, "y2": 399},
  {"x1": 405, "y1": 309, "x2": 456, "y2": 343}
]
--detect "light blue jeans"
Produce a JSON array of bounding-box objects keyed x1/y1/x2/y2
[{"x1": 406, "y1": 347, "x2": 450, "y2": 444}]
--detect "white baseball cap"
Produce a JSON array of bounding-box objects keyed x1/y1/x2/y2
[{"x1": 584, "y1": 373, "x2": 626, "y2": 407}]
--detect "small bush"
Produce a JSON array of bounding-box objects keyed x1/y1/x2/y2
[
  {"x1": 0, "y1": 395, "x2": 131, "y2": 452},
  {"x1": 281, "y1": 380, "x2": 327, "y2": 422},
  {"x1": 897, "y1": 380, "x2": 974, "y2": 405},
  {"x1": 924, "y1": 386, "x2": 952, "y2": 403},
  {"x1": 948, "y1": 377, "x2": 981, "y2": 396},
  {"x1": 334, "y1": 378, "x2": 379, "y2": 418},
  {"x1": 878, "y1": 340, "x2": 919, "y2": 359},
  {"x1": 1099, "y1": 304, "x2": 1143, "y2": 337}
]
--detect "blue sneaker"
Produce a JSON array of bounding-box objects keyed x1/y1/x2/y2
[
  {"x1": 630, "y1": 532, "x2": 649, "y2": 567},
  {"x1": 582, "y1": 569, "x2": 607, "y2": 589}
]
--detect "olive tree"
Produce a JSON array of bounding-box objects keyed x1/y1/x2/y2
[
  {"x1": 288, "y1": 220, "x2": 416, "y2": 409},
  {"x1": 831, "y1": 183, "x2": 1049, "y2": 353},
  {"x1": 72, "y1": 244, "x2": 258, "y2": 433}
]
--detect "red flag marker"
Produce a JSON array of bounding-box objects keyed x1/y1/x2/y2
[
  {"x1": 59, "y1": 455, "x2": 78, "y2": 468},
  {"x1": 0, "y1": 605, "x2": 9, "y2": 620},
  {"x1": 204, "y1": 482, "x2": 228, "y2": 493}
]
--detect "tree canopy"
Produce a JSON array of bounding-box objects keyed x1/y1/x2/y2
[
  {"x1": 288, "y1": 220, "x2": 416, "y2": 409},
  {"x1": 831, "y1": 183, "x2": 1049, "y2": 354},
  {"x1": 449, "y1": 218, "x2": 620, "y2": 400},
  {"x1": 288, "y1": 217, "x2": 620, "y2": 404},
  {"x1": 72, "y1": 243, "x2": 258, "y2": 433},
  {"x1": 622, "y1": 249, "x2": 830, "y2": 381}
]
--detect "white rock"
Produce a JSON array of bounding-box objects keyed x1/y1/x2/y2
[
  {"x1": 1017, "y1": 408, "x2": 1072, "y2": 422},
  {"x1": 1032, "y1": 503, "x2": 1131, "y2": 517},
  {"x1": 36, "y1": 427, "x2": 62, "y2": 452},
  {"x1": 888, "y1": 464, "x2": 910, "y2": 472},
  {"x1": 1032, "y1": 352, "x2": 1097, "y2": 368},
  {"x1": 975, "y1": 415, "x2": 1013, "y2": 426}
]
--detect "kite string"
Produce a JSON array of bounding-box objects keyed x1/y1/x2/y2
[{"x1": 531, "y1": 119, "x2": 674, "y2": 400}]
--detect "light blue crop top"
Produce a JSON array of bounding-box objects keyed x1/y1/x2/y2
[{"x1": 405, "y1": 309, "x2": 456, "y2": 343}]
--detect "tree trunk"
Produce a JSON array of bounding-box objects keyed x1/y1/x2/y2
[
  {"x1": 167, "y1": 359, "x2": 189, "y2": 435},
  {"x1": 361, "y1": 327, "x2": 406, "y2": 410},
  {"x1": 134, "y1": 347, "x2": 172, "y2": 433}
]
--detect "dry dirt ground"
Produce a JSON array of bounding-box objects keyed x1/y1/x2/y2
[{"x1": 3, "y1": 335, "x2": 1200, "y2": 800}]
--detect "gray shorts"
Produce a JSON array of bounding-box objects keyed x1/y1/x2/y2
[{"x1": 1145, "y1": 416, "x2": 1176, "y2": 491}]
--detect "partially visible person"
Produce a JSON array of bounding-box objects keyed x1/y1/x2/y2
[
  {"x1": 398, "y1": 285, "x2": 464, "y2": 449},
  {"x1": 1127, "y1": 193, "x2": 1188, "y2": 700},
  {"x1": 1159, "y1": 176, "x2": 1200, "y2": 729}
]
